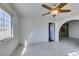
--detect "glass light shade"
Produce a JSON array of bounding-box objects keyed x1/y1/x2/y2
[{"x1": 51, "y1": 9, "x2": 59, "y2": 15}]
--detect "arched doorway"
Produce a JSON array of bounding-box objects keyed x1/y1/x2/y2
[
  {"x1": 58, "y1": 20, "x2": 79, "y2": 56},
  {"x1": 55, "y1": 15, "x2": 79, "y2": 42},
  {"x1": 59, "y1": 20, "x2": 79, "y2": 41}
]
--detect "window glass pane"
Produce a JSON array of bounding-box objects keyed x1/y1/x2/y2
[
  {"x1": 8, "y1": 15, "x2": 11, "y2": 22},
  {"x1": 1, "y1": 19, "x2": 4, "y2": 40},
  {"x1": 1, "y1": 11, "x2": 4, "y2": 20},
  {"x1": 0, "y1": 19, "x2": 1, "y2": 40},
  {"x1": 0, "y1": 8, "x2": 12, "y2": 41},
  {"x1": 4, "y1": 13, "x2": 8, "y2": 21},
  {"x1": 4, "y1": 22, "x2": 11, "y2": 39},
  {"x1": 0, "y1": 19, "x2": 1, "y2": 29},
  {"x1": 3, "y1": 11, "x2": 10, "y2": 22},
  {"x1": 3, "y1": 12, "x2": 5, "y2": 20},
  {"x1": 5, "y1": 14, "x2": 11, "y2": 22},
  {"x1": 0, "y1": 11, "x2": 1, "y2": 19},
  {"x1": 4, "y1": 21, "x2": 8, "y2": 38}
]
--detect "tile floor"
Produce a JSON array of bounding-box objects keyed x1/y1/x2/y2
[{"x1": 12, "y1": 37, "x2": 79, "y2": 56}]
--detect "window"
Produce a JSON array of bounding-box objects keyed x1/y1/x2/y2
[{"x1": 0, "y1": 9, "x2": 13, "y2": 41}]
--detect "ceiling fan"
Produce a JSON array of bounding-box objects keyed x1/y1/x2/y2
[{"x1": 42, "y1": 3, "x2": 71, "y2": 17}]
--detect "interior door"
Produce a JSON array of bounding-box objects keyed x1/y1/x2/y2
[{"x1": 49, "y1": 23, "x2": 55, "y2": 42}]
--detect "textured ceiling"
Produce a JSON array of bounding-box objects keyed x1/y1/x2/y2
[{"x1": 10, "y1": 3, "x2": 79, "y2": 20}]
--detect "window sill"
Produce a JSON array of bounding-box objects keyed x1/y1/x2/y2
[{"x1": 0, "y1": 37, "x2": 13, "y2": 45}]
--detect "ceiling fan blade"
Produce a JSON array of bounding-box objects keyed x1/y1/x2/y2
[
  {"x1": 42, "y1": 12, "x2": 50, "y2": 16},
  {"x1": 55, "y1": 3, "x2": 67, "y2": 10},
  {"x1": 51, "y1": 3, "x2": 57, "y2": 8},
  {"x1": 60, "y1": 9, "x2": 71, "y2": 13},
  {"x1": 42, "y1": 4, "x2": 52, "y2": 11}
]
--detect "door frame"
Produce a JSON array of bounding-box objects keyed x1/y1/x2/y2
[{"x1": 49, "y1": 23, "x2": 54, "y2": 42}]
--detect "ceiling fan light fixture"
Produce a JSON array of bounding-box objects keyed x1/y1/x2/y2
[
  {"x1": 42, "y1": 3, "x2": 71, "y2": 16},
  {"x1": 51, "y1": 9, "x2": 59, "y2": 15}
]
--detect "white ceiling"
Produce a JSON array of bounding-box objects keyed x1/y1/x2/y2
[{"x1": 10, "y1": 3, "x2": 79, "y2": 20}]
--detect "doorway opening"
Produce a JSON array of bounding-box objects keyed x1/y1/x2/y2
[
  {"x1": 49, "y1": 23, "x2": 55, "y2": 42},
  {"x1": 59, "y1": 22, "x2": 69, "y2": 41},
  {"x1": 59, "y1": 20, "x2": 79, "y2": 41},
  {"x1": 59, "y1": 23, "x2": 69, "y2": 37}
]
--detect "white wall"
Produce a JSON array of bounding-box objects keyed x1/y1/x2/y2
[
  {"x1": 19, "y1": 16, "x2": 52, "y2": 44},
  {"x1": 69, "y1": 21, "x2": 79, "y2": 39},
  {"x1": 19, "y1": 13, "x2": 79, "y2": 44},
  {"x1": 0, "y1": 4, "x2": 19, "y2": 56}
]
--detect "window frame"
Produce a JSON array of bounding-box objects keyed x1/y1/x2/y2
[{"x1": 0, "y1": 8, "x2": 13, "y2": 42}]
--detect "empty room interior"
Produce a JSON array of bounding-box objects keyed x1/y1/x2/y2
[{"x1": 0, "y1": 3, "x2": 79, "y2": 56}]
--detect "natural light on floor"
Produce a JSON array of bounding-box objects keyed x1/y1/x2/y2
[
  {"x1": 21, "y1": 40, "x2": 28, "y2": 56},
  {"x1": 21, "y1": 32, "x2": 33, "y2": 56},
  {"x1": 68, "y1": 51, "x2": 79, "y2": 56}
]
